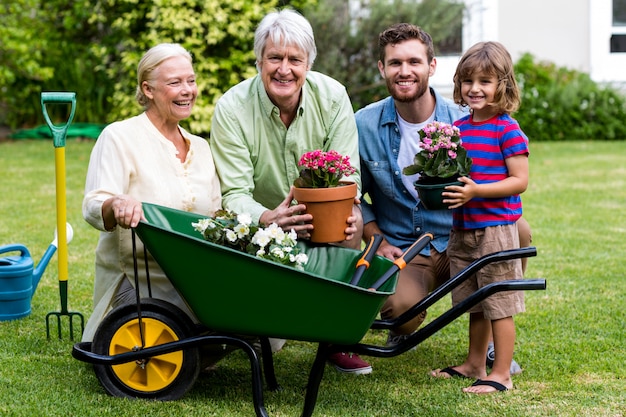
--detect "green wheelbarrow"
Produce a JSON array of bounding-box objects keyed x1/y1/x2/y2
[{"x1": 72, "y1": 203, "x2": 546, "y2": 416}]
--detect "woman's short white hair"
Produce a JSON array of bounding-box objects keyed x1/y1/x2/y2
[
  {"x1": 253, "y1": 8, "x2": 317, "y2": 70},
  {"x1": 135, "y1": 43, "x2": 193, "y2": 107}
]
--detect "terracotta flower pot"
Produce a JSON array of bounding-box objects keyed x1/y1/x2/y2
[{"x1": 293, "y1": 181, "x2": 357, "y2": 243}]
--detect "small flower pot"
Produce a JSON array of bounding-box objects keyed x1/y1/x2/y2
[
  {"x1": 414, "y1": 178, "x2": 462, "y2": 210},
  {"x1": 293, "y1": 181, "x2": 357, "y2": 243}
]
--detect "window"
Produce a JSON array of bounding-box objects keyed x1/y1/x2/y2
[
  {"x1": 436, "y1": 24, "x2": 463, "y2": 56},
  {"x1": 590, "y1": 0, "x2": 626, "y2": 82},
  {"x1": 611, "y1": 0, "x2": 626, "y2": 52},
  {"x1": 613, "y1": 0, "x2": 626, "y2": 25}
]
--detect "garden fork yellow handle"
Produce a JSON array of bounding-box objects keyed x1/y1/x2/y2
[
  {"x1": 41, "y1": 92, "x2": 83, "y2": 339},
  {"x1": 53, "y1": 147, "x2": 69, "y2": 291},
  {"x1": 41, "y1": 92, "x2": 75, "y2": 291}
]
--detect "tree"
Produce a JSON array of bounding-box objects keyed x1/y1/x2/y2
[
  {"x1": 0, "y1": 0, "x2": 54, "y2": 127},
  {"x1": 303, "y1": 0, "x2": 464, "y2": 110},
  {"x1": 0, "y1": 0, "x2": 316, "y2": 135}
]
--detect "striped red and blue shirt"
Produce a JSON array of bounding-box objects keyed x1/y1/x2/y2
[{"x1": 452, "y1": 113, "x2": 529, "y2": 230}]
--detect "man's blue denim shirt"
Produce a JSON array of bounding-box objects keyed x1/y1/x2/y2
[{"x1": 355, "y1": 88, "x2": 468, "y2": 254}]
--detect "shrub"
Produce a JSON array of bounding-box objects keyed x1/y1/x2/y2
[{"x1": 514, "y1": 53, "x2": 626, "y2": 141}]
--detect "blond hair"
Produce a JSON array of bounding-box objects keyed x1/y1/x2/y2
[
  {"x1": 135, "y1": 43, "x2": 193, "y2": 107},
  {"x1": 453, "y1": 41, "x2": 520, "y2": 114}
]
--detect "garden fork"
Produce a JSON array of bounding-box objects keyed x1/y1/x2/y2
[{"x1": 41, "y1": 92, "x2": 84, "y2": 340}]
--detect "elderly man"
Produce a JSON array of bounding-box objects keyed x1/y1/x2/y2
[{"x1": 210, "y1": 8, "x2": 369, "y2": 374}]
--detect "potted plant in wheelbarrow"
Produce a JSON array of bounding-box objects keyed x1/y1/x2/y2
[{"x1": 402, "y1": 121, "x2": 472, "y2": 210}]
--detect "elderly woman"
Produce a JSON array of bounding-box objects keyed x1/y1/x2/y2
[{"x1": 81, "y1": 43, "x2": 221, "y2": 342}]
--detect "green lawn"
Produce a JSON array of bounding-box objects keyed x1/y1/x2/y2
[{"x1": 0, "y1": 139, "x2": 624, "y2": 417}]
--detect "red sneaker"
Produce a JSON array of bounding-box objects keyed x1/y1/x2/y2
[{"x1": 328, "y1": 352, "x2": 372, "y2": 375}]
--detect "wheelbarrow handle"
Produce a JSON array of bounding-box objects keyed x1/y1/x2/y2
[
  {"x1": 349, "y1": 234, "x2": 384, "y2": 286},
  {"x1": 368, "y1": 232, "x2": 433, "y2": 291},
  {"x1": 41, "y1": 92, "x2": 76, "y2": 148}
]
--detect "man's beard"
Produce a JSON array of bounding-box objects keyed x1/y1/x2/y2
[{"x1": 387, "y1": 78, "x2": 429, "y2": 103}]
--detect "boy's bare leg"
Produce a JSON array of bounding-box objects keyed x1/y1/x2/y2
[
  {"x1": 463, "y1": 317, "x2": 515, "y2": 394},
  {"x1": 431, "y1": 312, "x2": 488, "y2": 379}
]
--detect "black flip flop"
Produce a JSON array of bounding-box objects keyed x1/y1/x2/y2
[
  {"x1": 469, "y1": 379, "x2": 509, "y2": 392},
  {"x1": 435, "y1": 366, "x2": 470, "y2": 379}
]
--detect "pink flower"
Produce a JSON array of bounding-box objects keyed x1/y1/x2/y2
[
  {"x1": 295, "y1": 150, "x2": 356, "y2": 188},
  {"x1": 402, "y1": 121, "x2": 472, "y2": 179}
]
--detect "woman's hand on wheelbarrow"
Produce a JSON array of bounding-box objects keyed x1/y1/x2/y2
[{"x1": 103, "y1": 195, "x2": 145, "y2": 229}]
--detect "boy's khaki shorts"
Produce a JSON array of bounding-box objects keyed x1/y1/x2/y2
[{"x1": 448, "y1": 224, "x2": 525, "y2": 320}]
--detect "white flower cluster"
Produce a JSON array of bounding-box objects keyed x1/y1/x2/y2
[
  {"x1": 192, "y1": 211, "x2": 308, "y2": 270},
  {"x1": 251, "y1": 223, "x2": 309, "y2": 267}
]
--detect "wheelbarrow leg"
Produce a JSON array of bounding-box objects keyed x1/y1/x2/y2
[
  {"x1": 237, "y1": 340, "x2": 271, "y2": 417},
  {"x1": 301, "y1": 342, "x2": 331, "y2": 417},
  {"x1": 259, "y1": 337, "x2": 281, "y2": 391}
]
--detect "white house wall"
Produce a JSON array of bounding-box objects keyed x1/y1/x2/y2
[
  {"x1": 430, "y1": 0, "x2": 626, "y2": 95},
  {"x1": 497, "y1": 0, "x2": 590, "y2": 74}
]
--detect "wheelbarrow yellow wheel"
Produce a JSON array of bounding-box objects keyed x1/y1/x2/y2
[{"x1": 92, "y1": 299, "x2": 200, "y2": 400}]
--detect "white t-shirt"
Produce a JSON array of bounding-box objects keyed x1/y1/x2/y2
[{"x1": 397, "y1": 110, "x2": 436, "y2": 200}]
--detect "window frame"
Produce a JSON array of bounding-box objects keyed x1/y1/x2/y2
[{"x1": 590, "y1": 0, "x2": 626, "y2": 83}]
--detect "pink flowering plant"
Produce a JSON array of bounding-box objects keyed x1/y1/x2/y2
[
  {"x1": 402, "y1": 121, "x2": 472, "y2": 181},
  {"x1": 293, "y1": 149, "x2": 356, "y2": 188},
  {"x1": 192, "y1": 210, "x2": 308, "y2": 270}
]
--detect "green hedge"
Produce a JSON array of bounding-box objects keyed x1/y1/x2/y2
[
  {"x1": 514, "y1": 53, "x2": 626, "y2": 141},
  {"x1": 8, "y1": 123, "x2": 105, "y2": 140}
]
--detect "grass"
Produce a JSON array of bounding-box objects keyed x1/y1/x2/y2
[{"x1": 0, "y1": 139, "x2": 625, "y2": 417}]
